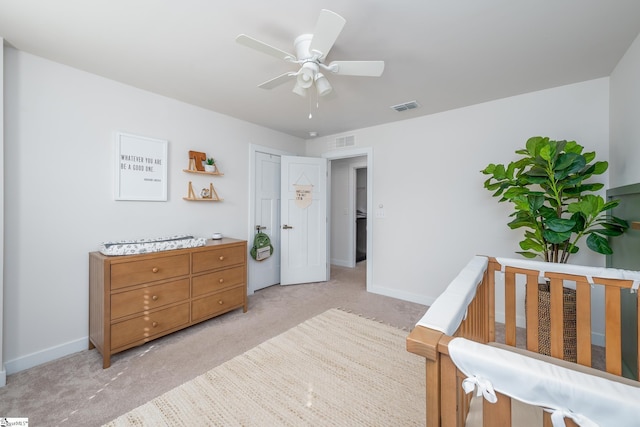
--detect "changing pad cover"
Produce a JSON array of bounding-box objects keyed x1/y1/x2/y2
[{"x1": 99, "y1": 234, "x2": 207, "y2": 256}]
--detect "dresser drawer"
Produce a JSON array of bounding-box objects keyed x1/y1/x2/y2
[
  {"x1": 111, "y1": 303, "x2": 190, "y2": 350},
  {"x1": 192, "y1": 266, "x2": 245, "y2": 297},
  {"x1": 111, "y1": 278, "x2": 190, "y2": 319},
  {"x1": 191, "y1": 286, "x2": 245, "y2": 322},
  {"x1": 192, "y1": 245, "x2": 245, "y2": 273},
  {"x1": 111, "y1": 254, "x2": 190, "y2": 289}
]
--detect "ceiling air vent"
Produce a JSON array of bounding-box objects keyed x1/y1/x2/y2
[
  {"x1": 329, "y1": 135, "x2": 356, "y2": 150},
  {"x1": 390, "y1": 100, "x2": 420, "y2": 112}
]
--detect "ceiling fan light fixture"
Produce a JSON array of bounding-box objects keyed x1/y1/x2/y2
[
  {"x1": 297, "y1": 62, "x2": 318, "y2": 89},
  {"x1": 315, "y1": 73, "x2": 332, "y2": 96},
  {"x1": 292, "y1": 81, "x2": 308, "y2": 97}
]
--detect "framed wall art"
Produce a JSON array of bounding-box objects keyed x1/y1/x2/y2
[{"x1": 114, "y1": 132, "x2": 168, "y2": 201}]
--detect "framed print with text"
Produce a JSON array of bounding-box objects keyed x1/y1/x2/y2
[{"x1": 114, "y1": 132, "x2": 168, "y2": 201}]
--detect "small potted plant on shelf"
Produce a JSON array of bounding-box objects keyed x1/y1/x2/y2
[{"x1": 204, "y1": 157, "x2": 216, "y2": 173}]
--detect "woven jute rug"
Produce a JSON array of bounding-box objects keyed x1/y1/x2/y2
[{"x1": 104, "y1": 308, "x2": 425, "y2": 426}]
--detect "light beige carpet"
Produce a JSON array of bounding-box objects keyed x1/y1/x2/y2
[{"x1": 103, "y1": 308, "x2": 426, "y2": 426}]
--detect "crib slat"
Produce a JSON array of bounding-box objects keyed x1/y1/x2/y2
[
  {"x1": 441, "y1": 354, "x2": 459, "y2": 427},
  {"x1": 549, "y1": 277, "x2": 565, "y2": 359},
  {"x1": 505, "y1": 271, "x2": 517, "y2": 346},
  {"x1": 605, "y1": 286, "x2": 622, "y2": 376},
  {"x1": 526, "y1": 273, "x2": 540, "y2": 353},
  {"x1": 484, "y1": 392, "x2": 511, "y2": 426},
  {"x1": 575, "y1": 280, "x2": 592, "y2": 367}
]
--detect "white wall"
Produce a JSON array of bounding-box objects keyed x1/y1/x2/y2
[
  {"x1": 3, "y1": 48, "x2": 303, "y2": 374},
  {"x1": 308, "y1": 78, "x2": 610, "y2": 306},
  {"x1": 610, "y1": 33, "x2": 640, "y2": 187}
]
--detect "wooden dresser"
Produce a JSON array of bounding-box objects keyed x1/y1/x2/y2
[{"x1": 89, "y1": 238, "x2": 247, "y2": 368}]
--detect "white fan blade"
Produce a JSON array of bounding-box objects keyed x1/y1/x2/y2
[
  {"x1": 328, "y1": 61, "x2": 385, "y2": 77},
  {"x1": 309, "y1": 9, "x2": 346, "y2": 59},
  {"x1": 258, "y1": 72, "x2": 297, "y2": 89},
  {"x1": 236, "y1": 34, "x2": 295, "y2": 61}
]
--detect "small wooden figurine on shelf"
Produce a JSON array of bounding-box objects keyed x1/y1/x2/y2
[{"x1": 184, "y1": 181, "x2": 222, "y2": 201}]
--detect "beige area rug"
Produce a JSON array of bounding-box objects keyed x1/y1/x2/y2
[{"x1": 104, "y1": 308, "x2": 426, "y2": 426}]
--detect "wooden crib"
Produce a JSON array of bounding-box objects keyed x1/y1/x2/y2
[{"x1": 406, "y1": 256, "x2": 640, "y2": 426}]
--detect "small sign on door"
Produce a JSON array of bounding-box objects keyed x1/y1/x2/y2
[{"x1": 294, "y1": 184, "x2": 313, "y2": 209}]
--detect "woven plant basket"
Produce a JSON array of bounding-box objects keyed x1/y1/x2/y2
[{"x1": 536, "y1": 282, "x2": 577, "y2": 362}]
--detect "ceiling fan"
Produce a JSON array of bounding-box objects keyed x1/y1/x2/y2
[{"x1": 236, "y1": 9, "x2": 385, "y2": 97}]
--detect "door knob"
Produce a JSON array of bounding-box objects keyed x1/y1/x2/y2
[{"x1": 282, "y1": 224, "x2": 293, "y2": 229}]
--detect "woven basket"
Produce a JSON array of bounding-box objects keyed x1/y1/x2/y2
[{"x1": 536, "y1": 282, "x2": 577, "y2": 362}]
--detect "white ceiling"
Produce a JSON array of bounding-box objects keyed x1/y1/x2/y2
[{"x1": 1, "y1": 1, "x2": 640, "y2": 139}]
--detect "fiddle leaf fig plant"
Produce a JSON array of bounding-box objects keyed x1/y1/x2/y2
[{"x1": 481, "y1": 136, "x2": 628, "y2": 263}]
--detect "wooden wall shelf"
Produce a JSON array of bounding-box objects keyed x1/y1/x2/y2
[
  {"x1": 182, "y1": 197, "x2": 224, "y2": 202},
  {"x1": 183, "y1": 169, "x2": 224, "y2": 176},
  {"x1": 185, "y1": 181, "x2": 221, "y2": 201}
]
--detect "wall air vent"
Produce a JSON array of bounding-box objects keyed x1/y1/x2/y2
[
  {"x1": 328, "y1": 135, "x2": 356, "y2": 150},
  {"x1": 390, "y1": 100, "x2": 420, "y2": 112}
]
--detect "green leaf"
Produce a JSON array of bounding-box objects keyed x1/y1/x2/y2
[
  {"x1": 586, "y1": 234, "x2": 613, "y2": 255},
  {"x1": 516, "y1": 251, "x2": 539, "y2": 259},
  {"x1": 481, "y1": 164, "x2": 496, "y2": 175},
  {"x1": 492, "y1": 164, "x2": 506, "y2": 179},
  {"x1": 528, "y1": 194, "x2": 545, "y2": 212},
  {"x1": 568, "y1": 195, "x2": 605, "y2": 216},
  {"x1": 564, "y1": 141, "x2": 583, "y2": 154},
  {"x1": 539, "y1": 144, "x2": 552, "y2": 161},
  {"x1": 543, "y1": 229, "x2": 572, "y2": 244},
  {"x1": 546, "y1": 217, "x2": 576, "y2": 232},
  {"x1": 526, "y1": 136, "x2": 545, "y2": 156},
  {"x1": 519, "y1": 239, "x2": 544, "y2": 252},
  {"x1": 592, "y1": 161, "x2": 608, "y2": 175}
]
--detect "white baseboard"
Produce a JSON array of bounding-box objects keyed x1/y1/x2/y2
[
  {"x1": 331, "y1": 258, "x2": 354, "y2": 268},
  {"x1": 367, "y1": 284, "x2": 434, "y2": 308},
  {"x1": 5, "y1": 337, "x2": 88, "y2": 375}
]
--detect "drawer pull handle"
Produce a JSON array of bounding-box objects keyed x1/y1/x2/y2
[
  {"x1": 152, "y1": 295, "x2": 158, "y2": 301},
  {"x1": 152, "y1": 267, "x2": 159, "y2": 273},
  {"x1": 219, "y1": 256, "x2": 225, "y2": 261},
  {"x1": 219, "y1": 278, "x2": 224, "y2": 284},
  {"x1": 152, "y1": 321, "x2": 159, "y2": 327},
  {"x1": 218, "y1": 300, "x2": 224, "y2": 305}
]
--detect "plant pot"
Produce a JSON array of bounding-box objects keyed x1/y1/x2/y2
[
  {"x1": 529, "y1": 281, "x2": 577, "y2": 362},
  {"x1": 204, "y1": 164, "x2": 216, "y2": 173}
]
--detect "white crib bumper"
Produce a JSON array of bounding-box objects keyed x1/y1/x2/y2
[
  {"x1": 416, "y1": 256, "x2": 488, "y2": 335},
  {"x1": 448, "y1": 337, "x2": 640, "y2": 427}
]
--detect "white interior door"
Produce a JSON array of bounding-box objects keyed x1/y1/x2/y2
[
  {"x1": 251, "y1": 152, "x2": 281, "y2": 291},
  {"x1": 280, "y1": 155, "x2": 328, "y2": 285}
]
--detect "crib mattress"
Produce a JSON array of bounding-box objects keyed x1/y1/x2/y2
[{"x1": 99, "y1": 234, "x2": 207, "y2": 256}]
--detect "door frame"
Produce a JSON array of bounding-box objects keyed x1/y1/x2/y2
[
  {"x1": 353, "y1": 163, "x2": 367, "y2": 266},
  {"x1": 248, "y1": 144, "x2": 373, "y2": 294},
  {"x1": 324, "y1": 147, "x2": 373, "y2": 293},
  {"x1": 247, "y1": 144, "x2": 294, "y2": 294}
]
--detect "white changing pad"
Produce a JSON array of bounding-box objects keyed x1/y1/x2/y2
[{"x1": 99, "y1": 234, "x2": 207, "y2": 256}]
